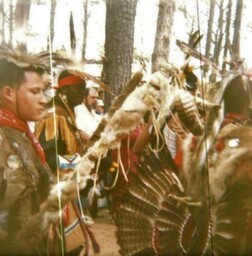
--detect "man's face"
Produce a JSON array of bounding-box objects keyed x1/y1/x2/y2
[
  {"x1": 86, "y1": 88, "x2": 98, "y2": 109},
  {"x1": 16, "y1": 71, "x2": 47, "y2": 122},
  {"x1": 66, "y1": 84, "x2": 86, "y2": 108}
]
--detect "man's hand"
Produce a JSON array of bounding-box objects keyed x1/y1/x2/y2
[{"x1": 78, "y1": 130, "x2": 90, "y2": 142}]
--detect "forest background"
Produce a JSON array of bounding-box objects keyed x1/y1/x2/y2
[{"x1": 0, "y1": 0, "x2": 251, "y2": 107}]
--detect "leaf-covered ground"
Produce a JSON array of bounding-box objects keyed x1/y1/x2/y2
[{"x1": 90, "y1": 208, "x2": 120, "y2": 256}]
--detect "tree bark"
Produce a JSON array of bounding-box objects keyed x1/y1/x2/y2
[
  {"x1": 69, "y1": 12, "x2": 76, "y2": 55},
  {"x1": 213, "y1": 0, "x2": 224, "y2": 66},
  {"x1": 205, "y1": 0, "x2": 216, "y2": 59},
  {"x1": 14, "y1": 0, "x2": 31, "y2": 30},
  {"x1": 101, "y1": 0, "x2": 137, "y2": 109},
  {"x1": 9, "y1": 0, "x2": 13, "y2": 46},
  {"x1": 49, "y1": 0, "x2": 56, "y2": 50},
  {"x1": 222, "y1": 0, "x2": 232, "y2": 70},
  {"x1": 0, "y1": 1, "x2": 6, "y2": 44},
  {"x1": 232, "y1": 0, "x2": 243, "y2": 59},
  {"x1": 82, "y1": 0, "x2": 89, "y2": 60},
  {"x1": 151, "y1": 0, "x2": 175, "y2": 73}
]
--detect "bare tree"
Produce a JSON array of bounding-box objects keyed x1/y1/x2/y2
[
  {"x1": 0, "y1": 1, "x2": 6, "y2": 44},
  {"x1": 9, "y1": 0, "x2": 13, "y2": 46},
  {"x1": 14, "y1": 0, "x2": 32, "y2": 49},
  {"x1": 222, "y1": 0, "x2": 232, "y2": 70},
  {"x1": 49, "y1": 0, "x2": 56, "y2": 50},
  {"x1": 213, "y1": 0, "x2": 224, "y2": 66},
  {"x1": 101, "y1": 0, "x2": 138, "y2": 108},
  {"x1": 205, "y1": 0, "x2": 216, "y2": 59},
  {"x1": 14, "y1": 0, "x2": 31, "y2": 30},
  {"x1": 232, "y1": 0, "x2": 243, "y2": 59},
  {"x1": 151, "y1": 0, "x2": 175, "y2": 73},
  {"x1": 82, "y1": 0, "x2": 89, "y2": 60},
  {"x1": 69, "y1": 11, "x2": 76, "y2": 55}
]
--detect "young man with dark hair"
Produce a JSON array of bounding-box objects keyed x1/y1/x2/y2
[{"x1": 0, "y1": 50, "x2": 55, "y2": 255}]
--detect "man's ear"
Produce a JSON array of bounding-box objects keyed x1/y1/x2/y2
[{"x1": 1, "y1": 86, "x2": 16, "y2": 103}]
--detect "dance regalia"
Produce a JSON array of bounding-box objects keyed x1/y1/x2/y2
[{"x1": 0, "y1": 108, "x2": 55, "y2": 255}]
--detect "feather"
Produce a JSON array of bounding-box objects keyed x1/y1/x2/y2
[
  {"x1": 68, "y1": 69, "x2": 114, "y2": 96},
  {"x1": 116, "y1": 148, "x2": 190, "y2": 256},
  {"x1": 84, "y1": 100, "x2": 138, "y2": 155},
  {"x1": 175, "y1": 88, "x2": 204, "y2": 136},
  {"x1": 176, "y1": 39, "x2": 219, "y2": 71},
  {"x1": 0, "y1": 44, "x2": 74, "y2": 72},
  {"x1": 115, "y1": 72, "x2": 252, "y2": 255}
]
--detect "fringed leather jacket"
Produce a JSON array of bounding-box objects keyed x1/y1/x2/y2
[
  {"x1": 0, "y1": 126, "x2": 55, "y2": 255},
  {"x1": 35, "y1": 104, "x2": 83, "y2": 173}
]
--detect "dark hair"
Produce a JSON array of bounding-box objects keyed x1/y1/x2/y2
[
  {"x1": 56, "y1": 70, "x2": 86, "y2": 95},
  {"x1": 57, "y1": 69, "x2": 71, "y2": 81},
  {"x1": 0, "y1": 59, "x2": 24, "y2": 89},
  {"x1": 0, "y1": 59, "x2": 45, "y2": 89}
]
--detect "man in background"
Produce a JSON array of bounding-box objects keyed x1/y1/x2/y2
[{"x1": 75, "y1": 82, "x2": 102, "y2": 139}]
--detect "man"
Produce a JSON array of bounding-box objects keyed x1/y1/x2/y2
[
  {"x1": 75, "y1": 84, "x2": 102, "y2": 139},
  {"x1": 0, "y1": 49, "x2": 55, "y2": 255},
  {"x1": 35, "y1": 70, "x2": 87, "y2": 172},
  {"x1": 35, "y1": 70, "x2": 100, "y2": 254}
]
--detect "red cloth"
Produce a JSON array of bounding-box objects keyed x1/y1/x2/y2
[
  {"x1": 0, "y1": 108, "x2": 46, "y2": 164},
  {"x1": 174, "y1": 150, "x2": 183, "y2": 169},
  {"x1": 110, "y1": 126, "x2": 142, "y2": 216},
  {"x1": 58, "y1": 75, "x2": 85, "y2": 89},
  {"x1": 222, "y1": 113, "x2": 249, "y2": 127},
  {"x1": 111, "y1": 126, "x2": 142, "y2": 173}
]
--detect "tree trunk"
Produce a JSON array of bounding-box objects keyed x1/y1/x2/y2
[
  {"x1": 232, "y1": 0, "x2": 243, "y2": 59},
  {"x1": 101, "y1": 0, "x2": 137, "y2": 109},
  {"x1": 0, "y1": 1, "x2": 6, "y2": 44},
  {"x1": 14, "y1": 0, "x2": 31, "y2": 30},
  {"x1": 69, "y1": 12, "x2": 76, "y2": 55},
  {"x1": 82, "y1": 0, "x2": 89, "y2": 60},
  {"x1": 222, "y1": 0, "x2": 232, "y2": 70},
  {"x1": 49, "y1": 0, "x2": 56, "y2": 50},
  {"x1": 213, "y1": 0, "x2": 224, "y2": 66},
  {"x1": 9, "y1": 0, "x2": 13, "y2": 46},
  {"x1": 205, "y1": 0, "x2": 216, "y2": 59},
  {"x1": 14, "y1": 0, "x2": 31, "y2": 50},
  {"x1": 151, "y1": 0, "x2": 175, "y2": 73}
]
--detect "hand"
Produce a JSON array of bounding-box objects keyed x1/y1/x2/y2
[{"x1": 78, "y1": 130, "x2": 90, "y2": 142}]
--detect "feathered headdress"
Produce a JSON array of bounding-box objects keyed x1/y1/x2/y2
[
  {"x1": 0, "y1": 44, "x2": 74, "y2": 71},
  {"x1": 67, "y1": 69, "x2": 114, "y2": 96}
]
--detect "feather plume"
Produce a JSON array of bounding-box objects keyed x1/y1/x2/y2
[
  {"x1": 68, "y1": 69, "x2": 114, "y2": 96},
  {"x1": 83, "y1": 72, "x2": 143, "y2": 152},
  {"x1": 116, "y1": 148, "x2": 190, "y2": 256},
  {"x1": 176, "y1": 39, "x2": 219, "y2": 71},
  {"x1": 0, "y1": 44, "x2": 74, "y2": 71},
  {"x1": 116, "y1": 124, "x2": 252, "y2": 255},
  {"x1": 185, "y1": 30, "x2": 203, "y2": 60},
  {"x1": 37, "y1": 46, "x2": 252, "y2": 256}
]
